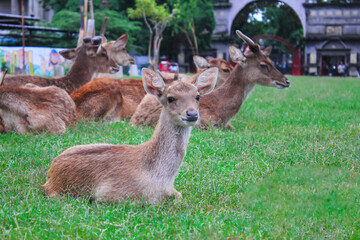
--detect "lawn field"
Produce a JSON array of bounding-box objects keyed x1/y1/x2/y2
[{"x1": 0, "y1": 76, "x2": 359, "y2": 239}]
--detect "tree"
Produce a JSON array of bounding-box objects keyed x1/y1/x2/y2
[
  {"x1": 128, "y1": 0, "x2": 178, "y2": 70},
  {"x1": 39, "y1": 2, "x2": 142, "y2": 51},
  {"x1": 232, "y1": 1, "x2": 303, "y2": 50},
  {"x1": 170, "y1": 0, "x2": 215, "y2": 56}
]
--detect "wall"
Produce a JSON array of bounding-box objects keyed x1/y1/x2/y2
[{"x1": 0, "y1": 46, "x2": 71, "y2": 76}]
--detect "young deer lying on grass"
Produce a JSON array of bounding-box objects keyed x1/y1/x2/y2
[
  {"x1": 2, "y1": 36, "x2": 119, "y2": 94},
  {"x1": 42, "y1": 67, "x2": 218, "y2": 203},
  {"x1": 0, "y1": 79, "x2": 76, "y2": 134},
  {"x1": 131, "y1": 30, "x2": 290, "y2": 128},
  {"x1": 130, "y1": 56, "x2": 233, "y2": 127}
]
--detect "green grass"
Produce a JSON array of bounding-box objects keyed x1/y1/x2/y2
[{"x1": 1, "y1": 76, "x2": 359, "y2": 239}]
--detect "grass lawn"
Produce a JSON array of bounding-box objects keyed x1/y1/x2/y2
[{"x1": 0, "y1": 76, "x2": 359, "y2": 239}]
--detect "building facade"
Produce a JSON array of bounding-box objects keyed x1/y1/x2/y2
[{"x1": 211, "y1": 0, "x2": 360, "y2": 76}]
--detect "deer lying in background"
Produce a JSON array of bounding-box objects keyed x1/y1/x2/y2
[
  {"x1": 95, "y1": 33, "x2": 135, "y2": 78},
  {"x1": 0, "y1": 76, "x2": 76, "y2": 133},
  {"x1": 70, "y1": 55, "x2": 231, "y2": 122},
  {"x1": 130, "y1": 56, "x2": 233, "y2": 126},
  {"x1": 2, "y1": 36, "x2": 119, "y2": 94},
  {"x1": 42, "y1": 67, "x2": 218, "y2": 203},
  {"x1": 130, "y1": 30, "x2": 290, "y2": 129},
  {"x1": 70, "y1": 78, "x2": 146, "y2": 121},
  {"x1": 160, "y1": 55, "x2": 233, "y2": 87}
]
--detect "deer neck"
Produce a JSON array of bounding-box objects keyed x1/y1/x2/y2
[
  {"x1": 211, "y1": 65, "x2": 254, "y2": 117},
  {"x1": 144, "y1": 108, "x2": 192, "y2": 180},
  {"x1": 61, "y1": 59, "x2": 95, "y2": 93}
]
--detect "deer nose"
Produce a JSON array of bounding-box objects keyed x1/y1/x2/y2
[
  {"x1": 186, "y1": 110, "x2": 198, "y2": 122},
  {"x1": 285, "y1": 79, "x2": 290, "y2": 86}
]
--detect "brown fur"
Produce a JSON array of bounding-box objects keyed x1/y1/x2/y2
[
  {"x1": 70, "y1": 78, "x2": 146, "y2": 121},
  {"x1": 130, "y1": 57, "x2": 233, "y2": 127},
  {"x1": 0, "y1": 84, "x2": 76, "y2": 134},
  {"x1": 130, "y1": 31, "x2": 289, "y2": 128},
  {"x1": 42, "y1": 67, "x2": 218, "y2": 203},
  {"x1": 2, "y1": 36, "x2": 120, "y2": 94}
]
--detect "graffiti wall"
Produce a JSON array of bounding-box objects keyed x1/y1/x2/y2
[{"x1": 0, "y1": 46, "x2": 71, "y2": 77}]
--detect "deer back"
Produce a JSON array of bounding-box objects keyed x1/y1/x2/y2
[{"x1": 0, "y1": 84, "x2": 76, "y2": 133}]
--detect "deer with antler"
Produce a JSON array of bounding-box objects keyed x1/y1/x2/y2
[
  {"x1": 130, "y1": 30, "x2": 290, "y2": 128},
  {"x1": 42, "y1": 67, "x2": 218, "y2": 203}
]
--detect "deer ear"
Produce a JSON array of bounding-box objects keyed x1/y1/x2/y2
[
  {"x1": 59, "y1": 48, "x2": 77, "y2": 60},
  {"x1": 195, "y1": 67, "x2": 218, "y2": 95},
  {"x1": 263, "y1": 46, "x2": 272, "y2": 57},
  {"x1": 114, "y1": 33, "x2": 128, "y2": 49},
  {"x1": 229, "y1": 45, "x2": 246, "y2": 66},
  {"x1": 193, "y1": 55, "x2": 209, "y2": 70},
  {"x1": 100, "y1": 34, "x2": 107, "y2": 44},
  {"x1": 142, "y1": 68, "x2": 165, "y2": 98}
]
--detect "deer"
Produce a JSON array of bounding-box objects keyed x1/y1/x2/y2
[
  {"x1": 130, "y1": 56, "x2": 233, "y2": 126},
  {"x1": 160, "y1": 55, "x2": 233, "y2": 87},
  {"x1": 2, "y1": 36, "x2": 120, "y2": 94},
  {"x1": 130, "y1": 30, "x2": 290, "y2": 129},
  {"x1": 0, "y1": 77, "x2": 76, "y2": 134},
  {"x1": 70, "y1": 78, "x2": 146, "y2": 121},
  {"x1": 42, "y1": 67, "x2": 218, "y2": 203},
  {"x1": 69, "y1": 55, "x2": 231, "y2": 122}
]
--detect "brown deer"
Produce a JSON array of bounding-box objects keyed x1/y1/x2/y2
[
  {"x1": 160, "y1": 55, "x2": 233, "y2": 87},
  {"x1": 0, "y1": 81, "x2": 76, "y2": 134},
  {"x1": 130, "y1": 56, "x2": 233, "y2": 126},
  {"x1": 2, "y1": 36, "x2": 120, "y2": 94},
  {"x1": 70, "y1": 78, "x2": 146, "y2": 121},
  {"x1": 69, "y1": 55, "x2": 231, "y2": 122},
  {"x1": 130, "y1": 30, "x2": 290, "y2": 128},
  {"x1": 42, "y1": 67, "x2": 218, "y2": 203}
]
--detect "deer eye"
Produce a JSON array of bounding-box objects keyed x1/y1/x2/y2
[
  {"x1": 196, "y1": 95, "x2": 200, "y2": 101},
  {"x1": 260, "y1": 63, "x2": 269, "y2": 71},
  {"x1": 167, "y1": 97, "x2": 175, "y2": 103},
  {"x1": 222, "y1": 69, "x2": 230, "y2": 73}
]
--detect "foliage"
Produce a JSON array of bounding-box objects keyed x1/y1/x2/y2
[
  {"x1": 128, "y1": 0, "x2": 178, "y2": 69},
  {"x1": 169, "y1": 0, "x2": 215, "y2": 55},
  {"x1": 1, "y1": 76, "x2": 360, "y2": 238},
  {"x1": 40, "y1": 8, "x2": 142, "y2": 51},
  {"x1": 39, "y1": 0, "x2": 135, "y2": 13},
  {"x1": 233, "y1": 1, "x2": 304, "y2": 52}
]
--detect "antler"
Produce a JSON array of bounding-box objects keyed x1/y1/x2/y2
[{"x1": 236, "y1": 30, "x2": 259, "y2": 53}]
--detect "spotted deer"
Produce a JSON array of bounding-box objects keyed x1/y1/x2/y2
[
  {"x1": 130, "y1": 56, "x2": 233, "y2": 126},
  {"x1": 0, "y1": 81, "x2": 76, "y2": 134},
  {"x1": 42, "y1": 67, "x2": 218, "y2": 203},
  {"x1": 2, "y1": 36, "x2": 120, "y2": 94},
  {"x1": 131, "y1": 30, "x2": 290, "y2": 128}
]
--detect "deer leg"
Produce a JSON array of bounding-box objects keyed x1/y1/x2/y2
[{"x1": 225, "y1": 123, "x2": 235, "y2": 130}]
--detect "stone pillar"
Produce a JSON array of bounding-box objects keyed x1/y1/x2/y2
[
  {"x1": 11, "y1": 0, "x2": 20, "y2": 15},
  {"x1": 129, "y1": 64, "x2": 139, "y2": 76}
]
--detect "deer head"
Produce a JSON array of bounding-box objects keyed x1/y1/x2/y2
[
  {"x1": 59, "y1": 36, "x2": 119, "y2": 74},
  {"x1": 101, "y1": 33, "x2": 135, "y2": 67},
  {"x1": 230, "y1": 30, "x2": 290, "y2": 88},
  {"x1": 142, "y1": 67, "x2": 218, "y2": 127},
  {"x1": 193, "y1": 56, "x2": 233, "y2": 87}
]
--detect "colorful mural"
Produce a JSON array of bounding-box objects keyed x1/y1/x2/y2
[{"x1": 0, "y1": 46, "x2": 71, "y2": 77}]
